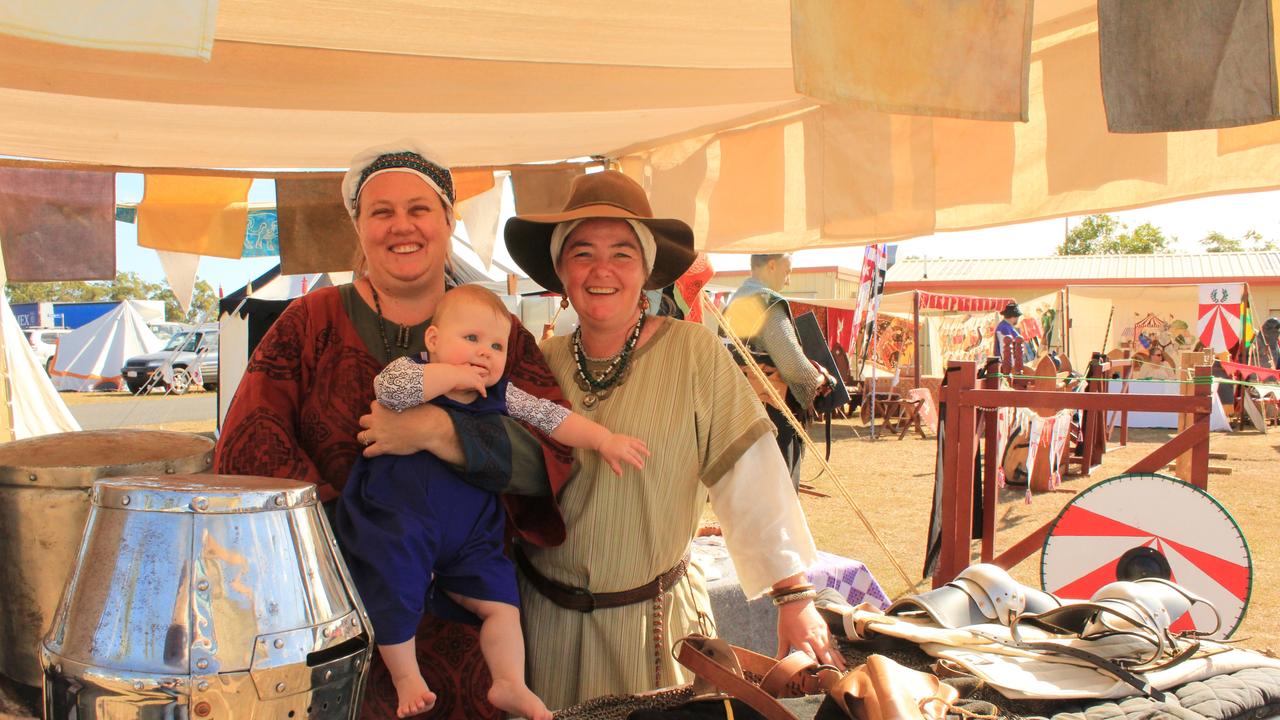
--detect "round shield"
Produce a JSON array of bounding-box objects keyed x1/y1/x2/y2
[{"x1": 1040, "y1": 472, "x2": 1251, "y2": 639}]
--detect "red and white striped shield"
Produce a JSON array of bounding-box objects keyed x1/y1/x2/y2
[{"x1": 1041, "y1": 473, "x2": 1251, "y2": 639}]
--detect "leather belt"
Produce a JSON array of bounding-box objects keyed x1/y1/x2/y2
[{"x1": 514, "y1": 545, "x2": 689, "y2": 613}]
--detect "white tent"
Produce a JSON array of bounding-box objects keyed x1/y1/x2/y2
[
  {"x1": 48, "y1": 300, "x2": 163, "y2": 391},
  {"x1": 1, "y1": 294, "x2": 79, "y2": 437}
]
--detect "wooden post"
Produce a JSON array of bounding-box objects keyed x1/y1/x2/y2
[
  {"x1": 939, "y1": 361, "x2": 979, "y2": 585},
  {"x1": 980, "y1": 357, "x2": 1001, "y2": 563},
  {"x1": 506, "y1": 273, "x2": 519, "y2": 297},
  {"x1": 1191, "y1": 364, "x2": 1212, "y2": 489},
  {"x1": 913, "y1": 291, "x2": 921, "y2": 389},
  {"x1": 1175, "y1": 350, "x2": 1201, "y2": 481}
]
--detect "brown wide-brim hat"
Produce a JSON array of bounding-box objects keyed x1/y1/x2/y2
[{"x1": 505, "y1": 170, "x2": 696, "y2": 294}]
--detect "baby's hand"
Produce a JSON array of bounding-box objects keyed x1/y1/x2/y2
[
  {"x1": 422, "y1": 363, "x2": 488, "y2": 398},
  {"x1": 598, "y1": 433, "x2": 650, "y2": 476}
]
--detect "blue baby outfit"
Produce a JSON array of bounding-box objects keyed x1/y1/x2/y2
[{"x1": 335, "y1": 378, "x2": 518, "y2": 645}]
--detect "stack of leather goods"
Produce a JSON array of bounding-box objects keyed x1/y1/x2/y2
[{"x1": 823, "y1": 564, "x2": 1280, "y2": 709}]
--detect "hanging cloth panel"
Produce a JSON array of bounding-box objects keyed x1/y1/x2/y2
[
  {"x1": 275, "y1": 175, "x2": 359, "y2": 274},
  {"x1": 511, "y1": 165, "x2": 586, "y2": 215},
  {"x1": 137, "y1": 175, "x2": 252, "y2": 259},
  {"x1": 0, "y1": 0, "x2": 218, "y2": 59},
  {"x1": 791, "y1": 0, "x2": 1034, "y2": 121},
  {"x1": 0, "y1": 166, "x2": 115, "y2": 281},
  {"x1": 1098, "y1": 0, "x2": 1280, "y2": 133}
]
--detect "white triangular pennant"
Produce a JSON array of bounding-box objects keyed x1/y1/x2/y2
[
  {"x1": 457, "y1": 171, "x2": 507, "y2": 271},
  {"x1": 156, "y1": 249, "x2": 201, "y2": 314}
]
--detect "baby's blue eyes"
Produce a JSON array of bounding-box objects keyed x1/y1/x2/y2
[
  {"x1": 464, "y1": 334, "x2": 478, "y2": 342},
  {"x1": 491, "y1": 343, "x2": 504, "y2": 351}
]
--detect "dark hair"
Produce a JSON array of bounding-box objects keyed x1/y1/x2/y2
[{"x1": 750, "y1": 253, "x2": 789, "y2": 270}]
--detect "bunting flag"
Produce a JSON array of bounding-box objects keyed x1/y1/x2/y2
[
  {"x1": 155, "y1": 250, "x2": 201, "y2": 315},
  {"x1": 137, "y1": 175, "x2": 252, "y2": 259},
  {"x1": 1197, "y1": 283, "x2": 1244, "y2": 353},
  {"x1": 243, "y1": 210, "x2": 280, "y2": 258},
  {"x1": 0, "y1": 166, "x2": 116, "y2": 281},
  {"x1": 456, "y1": 172, "x2": 504, "y2": 271}
]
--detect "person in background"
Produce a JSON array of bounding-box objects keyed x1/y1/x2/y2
[
  {"x1": 215, "y1": 140, "x2": 572, "y2": 720},
  {"x1": 722, "y1": 253, "x2": 832, "y2": 489},
  {"x1": 993, "y1": 302, "x2": 1024, "y2": 361},
  {"x1": 504, "y1": 171, "x2": 840, "y2": 710}
]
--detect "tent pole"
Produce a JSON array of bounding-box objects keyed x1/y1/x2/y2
[{"x1": 913, "y1": 291, "x2": 921, "y2": 389}]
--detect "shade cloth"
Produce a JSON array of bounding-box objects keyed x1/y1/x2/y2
[
  {"x1": 0, "y1": 166, "x2": 114, "y2": 281},
  {"x1": 791, "y1": 0, "x2": 1034, "y2": 121},
  {"x1": 136, "y1": 175, "x2": 252, "y2": 259},
  {"x1": 2, "y1": 1, "x2": 1280, "y2": 257}
]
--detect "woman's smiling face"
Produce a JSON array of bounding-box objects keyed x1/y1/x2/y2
[
  {"x1": 556, "y1": 219, "x2": 647, "y2": 331},
  {"x1": 355, "y1": 171, "x2": 452, "y2": 291}
]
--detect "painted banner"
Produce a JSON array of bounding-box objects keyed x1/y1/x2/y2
[{"x1": 1197, "y1": 283, "x2": 1243, "y2": 353}]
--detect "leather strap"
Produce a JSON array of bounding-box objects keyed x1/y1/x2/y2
[
  {"x1": 675, "y1": 635, "x2": 842, "y2": 720},
  {"x1": 514, "y1": 545, "x2": 689, "y2": 613}
]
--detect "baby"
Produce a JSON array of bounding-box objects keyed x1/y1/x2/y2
[{"x1": 335, "y1": 284, "x2": 649, "y2": 719}]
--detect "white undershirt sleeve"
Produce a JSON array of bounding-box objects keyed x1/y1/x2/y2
[{"x1": 707, "y1": 434, "x2": 818, "y2": 599}]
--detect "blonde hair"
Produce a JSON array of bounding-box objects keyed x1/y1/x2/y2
[{"x1": 434, "y1": 285, "x2": 512, "y2": 329}]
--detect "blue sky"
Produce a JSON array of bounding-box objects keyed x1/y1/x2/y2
[{"x1": 114, "y1": 173, "x2": 1280, "y2": 289}]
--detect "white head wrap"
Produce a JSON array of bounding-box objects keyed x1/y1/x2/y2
[
  {"x1": 550, "y1": 219, "x2": 656, "y2": 277},
  {"x1": 341, "y1": 138, "x2": 454, "y2": 219}
]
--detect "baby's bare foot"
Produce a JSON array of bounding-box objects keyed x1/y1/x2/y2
[
  {"x1": 392, "y1": 672, "x2": 436, "y2": 718},
  {"x1": 488, "y1": 679, "x2": 552, "y2": 720}
]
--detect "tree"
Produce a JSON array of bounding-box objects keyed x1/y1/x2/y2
[
  {"x1": 4, "y1": 272, "x2": 218, "y2": 322},
  {"x1": 1057, "y1": 214, "x2": 1173, "y2": 255},
  {"x1": 1200, "y1": 229, "x2": 1276, "y2": 253}
]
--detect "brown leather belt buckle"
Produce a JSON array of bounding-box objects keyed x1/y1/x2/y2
[{"x1": 567, "y1": 586, "x2": 597, "y2": 613}]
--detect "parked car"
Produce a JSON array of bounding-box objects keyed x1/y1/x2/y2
[
  {"x1": 147, "y1": 321, "x2": 191, "y2": 344},
  {"x1": 27, "y1": 327, "x2": 71, "y2": 373},
  {"x1": 121, "y1": 326, "x2": 219, "y2": 395}
]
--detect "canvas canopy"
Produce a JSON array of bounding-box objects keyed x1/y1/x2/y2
[
  {"x1": 49, "y1": 300, "x2": 163, "y2": 391},
  {"x1": 2, "y1": 0, "x2": 1279, "y2": 254},
  {"x1": 1, "y1": 294, "x2": 79, "y2": 437}
]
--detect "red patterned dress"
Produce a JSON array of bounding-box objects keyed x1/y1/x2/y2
[{"x1": 216, "y1": 285, "x2": 571, "y2": 719}]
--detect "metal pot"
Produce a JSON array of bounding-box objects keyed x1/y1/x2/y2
[
  {"x1": 42, "y1": 474, "x2": 373, "y2": 719},
  {"x1": 0, "y1": 429, "x2": 214, "y2": 687}
]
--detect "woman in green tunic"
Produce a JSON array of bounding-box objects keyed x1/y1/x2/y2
[{"x1": 504, "y1": 171, "x2": 841, "y2": 709}]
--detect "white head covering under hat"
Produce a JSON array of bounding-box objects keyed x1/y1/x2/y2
[
  {"x1": 341, "y1": 139, "x2": 454, "y2": 219},
  {"x1": 549, "y1": 219, "x2": 657, "y2": 278}
]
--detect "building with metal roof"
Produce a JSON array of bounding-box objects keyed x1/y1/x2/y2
[{"x1": 884, "y1": 252, "x2": 1280, "y2": 291}]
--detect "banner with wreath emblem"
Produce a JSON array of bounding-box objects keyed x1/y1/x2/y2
[{"x1": 1197, "y1": 283, "x2": 1243, "y2": 353}]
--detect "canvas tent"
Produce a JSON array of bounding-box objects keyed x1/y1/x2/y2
[
  {"x1": 0, "y1": 294, "x2": 79, "y2": 438},
  {"x1": 48, "y1": 300, "x2": 163, "y2": 391}
]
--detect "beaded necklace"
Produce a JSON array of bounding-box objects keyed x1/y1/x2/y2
[
  {"x1": 571, "y1": 311, "x2": 646, "y2": 410},
  {"x1": 368, "y1": 282, "x2": 413, "y2": 362}
]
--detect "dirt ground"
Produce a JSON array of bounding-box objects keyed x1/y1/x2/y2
[{"x1": 787, "y1": 416, "x2": 1280, "y2": 655}]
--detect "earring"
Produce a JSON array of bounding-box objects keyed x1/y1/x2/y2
[
  {"x1": 560, "y1": 296, "x2": 570, "y2": 310},
  {"x1": 639, "y1": 294, "x2": 651, "y2": 312}
]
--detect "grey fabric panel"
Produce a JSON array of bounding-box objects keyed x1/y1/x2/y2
[
  {"x1": 1040, "y1": 667, "x2": 1280, "y2": 720},
  {"x1": 1098, "y1": 0, "x2": 1280, "y2": 133}
]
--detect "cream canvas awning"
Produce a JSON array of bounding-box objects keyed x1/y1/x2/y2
[{"x1": 1, "y1": 0, "x2": 1278, "y2": 253}]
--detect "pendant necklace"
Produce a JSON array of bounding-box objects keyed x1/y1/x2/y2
[
  {"x1": 369, "y1": 282, "x2": 412, "y2": 362},
  {"x1": 572, "y1": 311, "x2": 646, "y2": 410}
]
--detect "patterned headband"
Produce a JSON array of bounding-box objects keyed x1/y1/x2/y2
[{"x1": 354, "y1": 151, "x2": 455, "y2": 208}]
